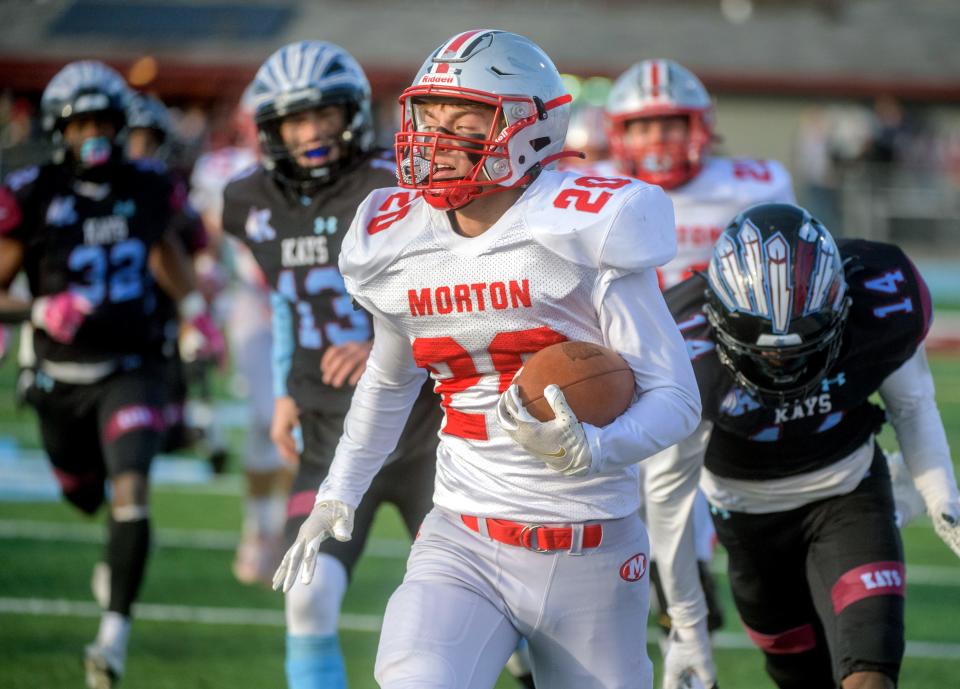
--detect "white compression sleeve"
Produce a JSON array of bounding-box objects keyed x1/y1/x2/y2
[
  {"x1": 879, "y1": 346, "x2": 959, "y2": 511},
  {"x1": 583, "y1": 267, "x2": 702, "y2": 473},
  {"x1": 315, "y1": 312, "x2": 428, "y2": 508}
]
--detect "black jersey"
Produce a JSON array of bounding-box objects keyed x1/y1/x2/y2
[
  {"x1": 0, "y1": 159, "x2": 177, "y2": 364},
  {"x1": 665, "y1": 239, "x2": 932, "y2": 481},
  {"x1": 222, "y1": 151, "x2": 396, "y2": 411}
]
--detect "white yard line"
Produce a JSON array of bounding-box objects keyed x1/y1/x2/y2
[
  {"x1": 3, "y1": 519, "x2": 959, "y2": 582},
  {"x1": 0, "y1": 518, "x2": 412, "y2": 558},
  {"x1": 1, "y1": 597, "x2": 958, "y2": 659}
]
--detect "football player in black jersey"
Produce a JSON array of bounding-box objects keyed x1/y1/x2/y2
[
  {"x1": 0, "y1": 62, "x2": 220, "y2": 689},
  {"x1": 662, "y1": 203, "x2": 960, "y2": 689},
  {"x1": 221, "y1": 42, "x2": 441, "y2": 689}
]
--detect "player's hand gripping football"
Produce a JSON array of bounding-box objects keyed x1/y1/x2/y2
[
  {"x1": 31, "y1": 290, "x2": 93, "y2": 344},
  {"x1": 662, "y1": 621, "x2": 718, "y2": 689},
  {"x1": 273, "y1": 499, "x2": 355, "y2": 593},
  {"x1": 496, "y1": 383, "x2": 594, "y2": 477}
]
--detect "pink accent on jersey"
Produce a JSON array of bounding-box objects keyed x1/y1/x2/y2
[
  {"x1": 104, "y1": 405, "x2": 166, "y2": 443},
  {"x1": 53, "y1": 468, "x2": 100, "y2": 493},
  {"x1": 287, "y1": 490, "x2": 317, "y2": 518},
  {"x1": 42, "y1": 291, "x2": 92, "y2": 344},
  {"x1": 0, "y1": 186, "x2": 22, "y2": 235},
  {"x1": 831, "y1": 560, "x2": 905, "y2": 614},
  {"x1": 743, "y1": 622, "x2": 817, "y2": 654}
]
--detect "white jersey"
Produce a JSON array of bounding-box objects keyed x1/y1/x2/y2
[
  {"x1": 317, "y1": 169, "x2": 701, "y2": 523},
  {"x1": 591, "y1": 157, "x2": 794, "y2": 288}
]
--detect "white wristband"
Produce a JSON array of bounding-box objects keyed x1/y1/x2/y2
[
  {"x1": 30, "y1": 296, "x2": 50, "y2": 328},
  {"x1": 178, "y1": 291, "x2": 205, "y2": 321}
]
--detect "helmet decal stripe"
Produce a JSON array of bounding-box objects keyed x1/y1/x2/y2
[
  {"x1": 765, "y1": 233, "x2": 792, "y2": 334},
  {"x1": 793, "y1": 225, "x2": 817, "y2": 315},
  {"x1": 649, "y1": 61, "x2": 661, "y2": 97},
  {"x1": 807, "y1": 236, "x2": 838, "y2": 313},
  {"x1": 714, "y1": 235, "x2": 752, "y2": 310},
  {"x1": 738, "y1": 220, "x2": 767, "y2": 316}
]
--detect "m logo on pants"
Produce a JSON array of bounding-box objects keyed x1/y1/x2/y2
[{"x1": 620, "y1": 553, "x2": 648, "y2": 582}]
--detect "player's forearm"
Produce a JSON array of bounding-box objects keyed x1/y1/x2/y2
[
  {"x1": 316, "y1": 357, "x2": 426, "y2": 507},
  {"x1": 316, "y1": 312, "x2": 428, "y2": 507},
  {"x1": 269, "y1": 291, "x2": 294, "y2": 398},
  {"x1": 881, "y1": 347, "x2": 959, "y2": 507},
  {"x1": 644, "y1": 422, "x2": 712, "y2": 629},
  {"x1": 587, "y1": 269, "x2": 702, "y2": 471},
  {"x1": 149, "y1": 232, "x2": 197, "y2": 301},
  {"x1": 0, "y1": 292, "x2": 32, "y2": 323}
]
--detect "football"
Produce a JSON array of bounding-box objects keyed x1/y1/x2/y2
[{"x1": 515, "y1": 341, "x2": 635, "y2": 426}]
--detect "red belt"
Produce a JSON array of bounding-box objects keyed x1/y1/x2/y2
[{"x1": 461, "y1": 515, "x2": 603, "y2": 552}]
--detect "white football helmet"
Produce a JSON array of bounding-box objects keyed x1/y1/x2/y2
[
  {"x1": 565, "y1": 103, "x2": 609, "y2": 164},
  {"x1": 606, "y1": 59, "x2": 714, "y2": 188},
  {"x1": 395, "y1": 29, "x2": 572, "y2": 210}
]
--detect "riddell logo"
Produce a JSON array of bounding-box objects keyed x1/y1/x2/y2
[
  {"x1": 420, "y1": 74, "x2": 458, "y2": 86},
  {"x1": 620, "y1": 553, "x2": 647, "y2": 582}
]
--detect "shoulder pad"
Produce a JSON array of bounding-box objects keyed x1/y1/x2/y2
[
  {"x1": 338, "y1": 187, "x2": 427, "y2": 294},
  {"x1": 523, "y1": 170, "x2": 676, "y2": 271},
  {"x1": 842, "y1": 238, "x2": 932, "y2": 357},
  {"x1": 705, "y1": 157, "x2": 795, "y2": 205}
]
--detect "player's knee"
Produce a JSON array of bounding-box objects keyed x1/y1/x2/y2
[
  {"x1": 285, "y1": 554, "x2": 348, "y2": 636},
  {"x1": 375, "y1": 649, "x2": 458, "y2": 689},
  {"x1": 841, "y1": 671, "x2": 895, "y2": 689},
  {"x1": 110, "y1": 471, "x2": 149, "y2": 508}
]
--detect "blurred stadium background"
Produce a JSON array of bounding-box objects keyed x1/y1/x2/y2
[{"x1": 0, "y1": 1, "x2": 958, "y2": 688}]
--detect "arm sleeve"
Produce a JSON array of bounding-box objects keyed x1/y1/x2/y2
[
  {"x1": 643, "y1": 420, "x2": 713, "y2": 630},
  {"x1": 583, "y1": 267, "x2": 702, "y2": 471},
  {"x1": 315, "y1": 311, "x2": 428, "y2": 508},
  {"x1": 270, "y1": 291, "x2": 294, "y2": 399},
  {"x1": 879, "y1": 346, "x2": 959, "y2": 510}
]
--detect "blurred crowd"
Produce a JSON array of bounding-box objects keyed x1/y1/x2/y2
[{"x1": 792, "y1": 96, "x2": 960, "y2": 238}]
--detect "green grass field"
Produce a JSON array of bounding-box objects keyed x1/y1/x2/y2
[{"x1": 1, "y1": 354, "x2": 959, "y2": 689}]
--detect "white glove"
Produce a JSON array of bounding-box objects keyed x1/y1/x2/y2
[
  {"x1": 662, "y1": 622, "x2": 717, "y2": 689},
  {"x1": 272, "y1": 499, "x2": 355, "y2": 593},
  {"x1": 496, "y1": 383, "x2": 594, "y2": 477},
  {"x1": 931, "y1": 498, "x2": 960, "y2": 559}
]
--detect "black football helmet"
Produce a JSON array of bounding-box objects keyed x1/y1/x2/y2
[
  {"x1": 40, "y1": 60, "x2": 131, "y2": 171},
  {"x1": 704, "y1": 203, "x2": 851, "y2": 404},
  {"x1": 247, "y1": 41, "x2": 374, "y2": 193}
]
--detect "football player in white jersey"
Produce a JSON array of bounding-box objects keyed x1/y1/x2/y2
[
  {"x1": 591, "y1": 59, "x2": 797, "y2": 689},
  {"x1": 189, "y1": 140, "x2": 292, "y2": 587},
  {"x1": 273, "y1": 30, "x2": 701, "y2": 689}
]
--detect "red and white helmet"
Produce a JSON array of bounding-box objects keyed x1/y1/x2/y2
[
  {"x1": 395, "y1": 29, "x2": 572, "y2": 210},
  {"x1": 606, "y1": 59, "x2": 714, "y2": 189}
]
